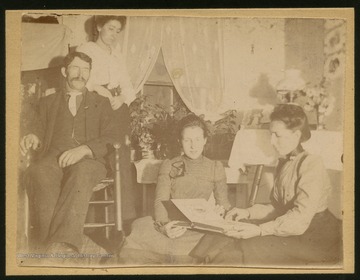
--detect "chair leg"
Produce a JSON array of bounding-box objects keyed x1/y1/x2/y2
[
  {"x1": 104, "y1": 188, "x2": 110, "y2": 239},
  {"x1": 19, "y1": 189, "x2": 30, "y2": 252},
  {"x1": 142, "y1": 184, "x2": 147, "y2": 216},
  {"x1": 114, "y1": 143, "x2": 122, "y2": 232},
  {"x1": 84, "y1": 143, "x2": 124, "y2": 255},
  {"x1": 248, "y1": 165, "x2": 264, "y2": 207}
]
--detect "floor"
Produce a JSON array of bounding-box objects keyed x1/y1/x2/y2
[{"x1": 16, "y1": 163, "x2": 248, "y2": 268}]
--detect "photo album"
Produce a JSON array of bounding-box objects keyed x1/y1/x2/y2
[{"x1": 165, "y1": 199, "x2": 247, "y2": 234}]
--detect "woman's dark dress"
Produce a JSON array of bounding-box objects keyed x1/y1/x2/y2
[
  {"x1": 193, "y1": 151, "x2": 342, "y2": 267},
  {"x1": 118, "y1": 155, "x2": 231, "y2": 264}
]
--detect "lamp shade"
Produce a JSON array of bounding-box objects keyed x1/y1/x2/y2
[{"x1": 276, "y1": 69, "x2": 306, "y2": 92}]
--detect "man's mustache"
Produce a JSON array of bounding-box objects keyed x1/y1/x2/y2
[{"x1": 71, "y1": 77, "x2": 86, "y2": 82}]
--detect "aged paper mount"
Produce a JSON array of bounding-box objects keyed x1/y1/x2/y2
[{"x1": 6, "y1": 9, "x2": 354, "y2": 275}]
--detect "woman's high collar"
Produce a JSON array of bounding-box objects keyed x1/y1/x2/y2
[
  {"x1": 286, "y1": 145, "x2": 304, "y2": 161},
  {"x1": 182, "y1": 154, "x2": 205, "y2": 163}
]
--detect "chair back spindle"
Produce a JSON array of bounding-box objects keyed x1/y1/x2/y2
[{"x1": 114, "y1": 143, "x2": 122, "y2": 231}]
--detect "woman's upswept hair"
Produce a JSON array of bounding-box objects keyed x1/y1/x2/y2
[
  {"x1": 270, "y1": 104, "x2": 311, "y2": 142},
  {"x1": 94, "y1": 15, "x2": 127, "y2": 31},
  {"x1": 177, "y1": 114, "x2": 209, "y2": 140}
]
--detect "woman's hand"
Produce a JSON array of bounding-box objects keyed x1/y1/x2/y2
[
  {"x1": 224, "y1": 223, "x2": 261, "y2": 239},
  {"x1": 225, "y1": 207, "x2": 250, "y2": 221},
  {"x1": 162, "y1": 221, "x2": 187, "y2": 239},
  {"x1": 213, "y1": 204, "x2": 226, "y2": 218},
  {"x1": 109, "y1": 95, "x2": 125, "y2": 110},
  {"x1": 94, "y1": 85, "x2": 113, "y2": 99}
]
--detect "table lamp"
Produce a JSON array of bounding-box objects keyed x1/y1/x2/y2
[{"x1": 276, "y1": 69, "x2": 306, "y2": 103}]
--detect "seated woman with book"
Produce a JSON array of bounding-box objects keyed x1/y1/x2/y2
[
  {"x1": 192, "y1": 104, "x2": 342, "y2": 266},
  {"x1": 119, "y1": 114, "x2": 231, "y2": 264}
]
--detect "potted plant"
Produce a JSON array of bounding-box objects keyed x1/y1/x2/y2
[
  {"x1": 151, "y1": 99, "x2": 192, "y2": 159},
  {"x1": 129, "y1": 96, "x2": 157, "y2": 159},
  {"x1": 208, "y1": 110, "x2": 239, "y2": 159},
  {"x1": 129, "y1": 95, "x2": 190, "y2": 160}
]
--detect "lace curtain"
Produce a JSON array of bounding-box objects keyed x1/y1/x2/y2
[
  {"x1": 124, "y1": 17, "x2": 163, "y2": 95},
  {"x1": 124, "y1": 17, "x2": 225, "y2": 120},
  {"x1": 161, "y1": 17, "x2": 225, "y2": 120}
]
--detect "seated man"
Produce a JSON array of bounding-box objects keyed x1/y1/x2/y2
[{"x1": 20, "y1": 52, "x2": 118, "y2": 254}]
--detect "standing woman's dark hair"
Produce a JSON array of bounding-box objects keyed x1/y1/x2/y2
[
  {"x1": 270, "y1": 104, "x2": 311, "y2": 142},
  {"x1": 176, "y1": 114, "x2": 209, "y2": 141},
  {"x1": 94, "y1": 15, "x2": 126, "y2": 37},
  {"x1": 95, "y1": 15, "x2": 127, "y2": 29}
]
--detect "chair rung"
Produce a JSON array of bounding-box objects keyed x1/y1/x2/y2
[
  {"x1": 89, "y1": 200, "x2": 114, "y2": 205},
  {"x1": 93, "y1": 182, "x2": 113, "y2": 192},
  {"x1": 84, "y1": 223, "x2": 115, "y2": 228},
  {"x1": 100, "y1": 178, "x2": 114, "y2": 183}
]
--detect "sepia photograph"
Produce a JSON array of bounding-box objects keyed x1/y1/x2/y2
[{"x1": 6, "y1": 9, "x2": 354, "y2": 275}]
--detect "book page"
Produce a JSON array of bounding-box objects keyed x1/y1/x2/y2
[
  {"x1": 171, "y1": 199, "x2": 241, "y2": 229},
  {"x1": 171, "y1": 199, "x2": 223, "y2": 223}
]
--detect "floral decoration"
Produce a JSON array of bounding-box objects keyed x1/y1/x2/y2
[
  {"x1": 129, "y1": 94, "x2": 191, "y2": 159},
  {"x1": 303, "y1": 80, "x2": 335, "y2": 129},
  {"x1": 304, "y1": 87, "x2": 335, "y2": 116}
]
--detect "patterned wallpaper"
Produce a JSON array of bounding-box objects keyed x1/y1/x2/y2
[{"x1": 322, "y1": 19, "x2": 346, "y2": 131}]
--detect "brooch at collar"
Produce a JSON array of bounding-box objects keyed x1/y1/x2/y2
[{"x1": 169, "y1": 160, "x2": 186, "y2": 179}]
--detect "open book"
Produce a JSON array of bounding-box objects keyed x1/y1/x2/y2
[{"x1": 163, "y1": 198, "x2": 244, "y2": 234}]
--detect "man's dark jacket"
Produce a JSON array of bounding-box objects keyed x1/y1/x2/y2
[{"x1": 28, "y1": 88, "x2": 118, "y2": 162}]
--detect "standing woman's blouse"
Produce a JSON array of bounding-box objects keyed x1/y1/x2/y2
[
  {"x1": 247, "y1": 151, "x2": 332, "y2": 237},
  {"x1": 77, "y1": 42, "x2": 136, "y2": 105},
  {"x1": 154, "y1": 155, "x2": 231, "y2": 223}
]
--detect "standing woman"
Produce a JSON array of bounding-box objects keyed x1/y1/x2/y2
[
  {"x1": 77, "y1": 16, "x2": 136, "y2": 223},
  {"x1": 199, "y1": 104, "x2": 342, "y2": 266}
]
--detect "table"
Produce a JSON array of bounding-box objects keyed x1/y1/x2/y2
[
  {"x1": 133, "y1": 159, "x2": 162, "y2": 216},
  {"x1": 133, "y1": 129, "x2": 343, "y2": 216},
  {"x1": 228, "y1": 129, "x2": 343, "y2": 171}
]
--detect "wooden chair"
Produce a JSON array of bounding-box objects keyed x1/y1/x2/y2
[
  {"x1": 19, "y1": 143, "x2": 124, "y2": 253},
  {"x1": 83, "y1": 143, "x2": 124, "y2": 252},
  {"x1": 228, "y1": 128, "x2": 278, "y2": 207}
]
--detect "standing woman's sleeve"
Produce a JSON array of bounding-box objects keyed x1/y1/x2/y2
[{"x1": 116, "y1": 53, "x2": 136, "y2": 105}]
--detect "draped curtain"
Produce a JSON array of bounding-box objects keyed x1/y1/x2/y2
[
  {"x1": 21, "y1": 23, "x2": 72, "y2": 71},
  {"x1": 124, "y1": 17, "x2": 225, "y2": 120},
  {"x1": 124, "y1": 17, "x2": 163, "y2": 95},
  {"x1": 161, "y1": 17, "x2": 225, "y2": 120}
]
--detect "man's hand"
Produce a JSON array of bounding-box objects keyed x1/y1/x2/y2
[
  {"x1": 225, "y1": 207, "x2": 250, "y2": 221},
  {"x1": 109, "y1": 95, "x2": 125, "y2": 111},
  {"x1": 58, "y1": 145, "x2": 93, "y2": 168},
  {"x1": 20, "y1": 134, "x2": 41, "y2": 156},
  {"x1": 162, "y1": 220, "x2": 187, "y2": 239},
  {"x1": 224, "y1": 223, "x2": 261, "y2": 239}
]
